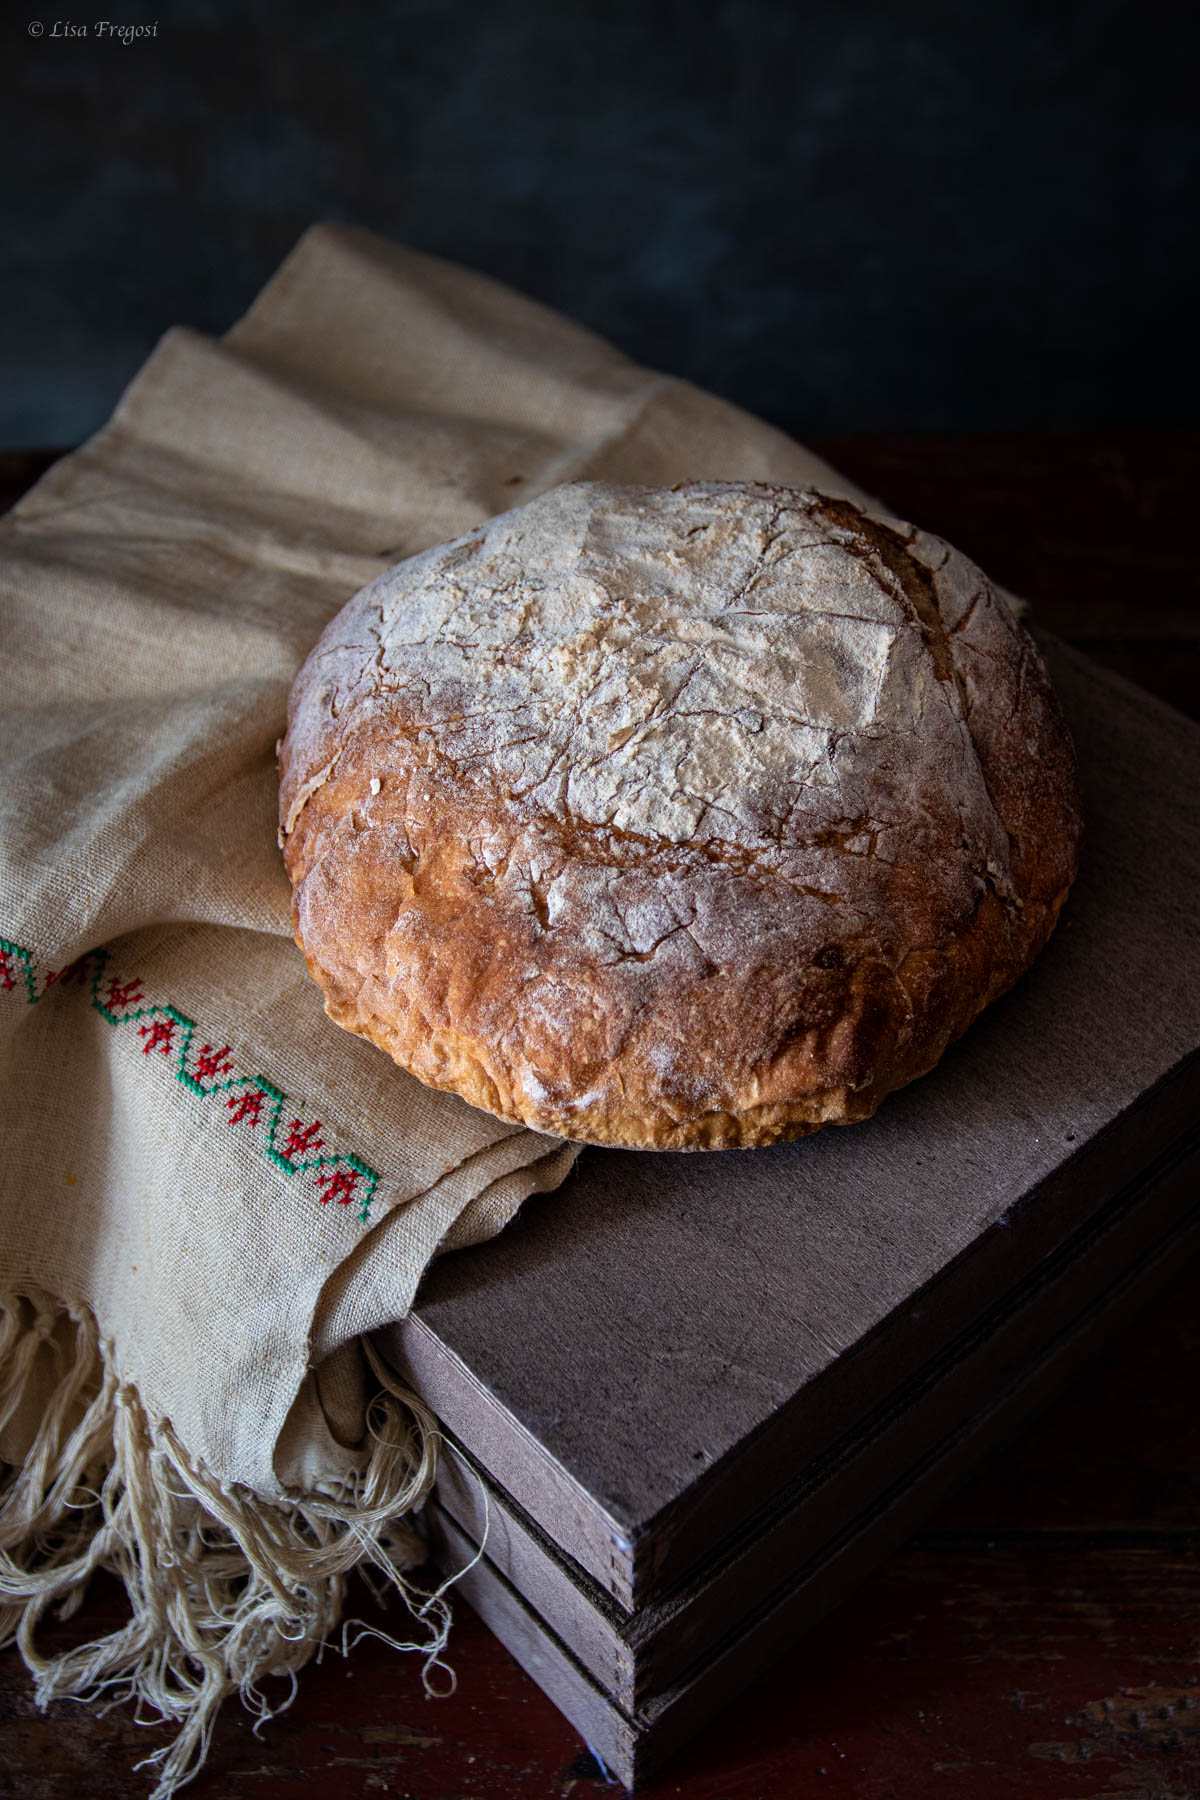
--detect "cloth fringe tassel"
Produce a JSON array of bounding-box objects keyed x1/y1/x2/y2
[{"x1": 0, "y1": 1291, "x2": 452, "y2": 1797}]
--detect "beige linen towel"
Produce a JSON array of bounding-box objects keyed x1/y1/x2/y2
[{"x1": 0, "y1": 223, "x2": 872, "y2": 1794}]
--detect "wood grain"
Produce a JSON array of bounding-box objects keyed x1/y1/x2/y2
[
  {"x1": 3, "y1": 1258, "x2": 1197, "y2": 1799},
  {"x1": 418, "y1": 1134, "x2": 1200, "y2": 1721}
]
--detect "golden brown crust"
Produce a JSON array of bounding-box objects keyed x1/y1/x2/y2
[{"x1": 279, "y1": 482, "x2": 1082, "y2": 1150}]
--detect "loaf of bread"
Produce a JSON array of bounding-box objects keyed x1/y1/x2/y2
[{"x1": 279, "y1": 482, "x2": 1082, "y2": 1150}]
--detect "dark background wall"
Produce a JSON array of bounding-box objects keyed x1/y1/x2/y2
[{"x1": 6, "y1": 0, "x2": 1198, "y2": 446}]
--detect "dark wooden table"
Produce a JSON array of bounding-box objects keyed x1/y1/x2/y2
[{"x1": 2, "y1": 436, "x2": 1198, "y2": 1800}]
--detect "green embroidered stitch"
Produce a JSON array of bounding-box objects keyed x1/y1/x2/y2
[
  {"x1": 1, "y1": 935, "x2": 379, "y2": 1222},
  {"x1": 1, "y1": 936, "x2": 54, "y2": 1005}
]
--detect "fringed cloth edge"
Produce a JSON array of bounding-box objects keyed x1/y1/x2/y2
[{"x1": 0, "y1": 1290, "x2": 455, "y2": 1797}]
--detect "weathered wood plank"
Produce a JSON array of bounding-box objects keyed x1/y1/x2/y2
[{"x1": 420, "y1": 1131, "x2": 1200, "y2": 1715}]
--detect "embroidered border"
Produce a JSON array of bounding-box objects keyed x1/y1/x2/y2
[{"x1": 1, "y1": 935, "x2": 379, "y2": 1222}]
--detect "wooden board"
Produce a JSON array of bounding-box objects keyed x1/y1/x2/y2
[
  {"x1": 422, "y1": 1116, "x2": 1200, "y2": 1714},
  {"x1": 425, "y1": 1152, "x2": 1200, "y2": 1789},
  {"x1": 381, "y1": 639, "x2": 1200, "y2": 1609}
]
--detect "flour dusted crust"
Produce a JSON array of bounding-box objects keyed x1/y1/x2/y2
[{"x1": 279, "y1": 482, "x2": 1082, "y2": 1150}]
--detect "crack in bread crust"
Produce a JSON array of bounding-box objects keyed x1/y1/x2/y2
[{"x1": 280, "y1": 481, "x2": 1082, "y2": 1150}]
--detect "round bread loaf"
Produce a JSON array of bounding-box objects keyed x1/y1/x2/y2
[{"x1": 279, "y1": 481, "x2": 1082, "y2": 1150}]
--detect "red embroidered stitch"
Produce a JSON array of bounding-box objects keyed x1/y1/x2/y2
[
  {"x1": 138, "y1": 1016, "x2": 177, "y2": 1056},
  {"x1": 106, "y1": 977, "x2": 145, "y2": 1012},
  {"x1": 226, "y1": 1089, "x2": 265, "y2": 1127},
  {"x1": 316, "y1": 1166, "x2": 362, "y2": 1207},
  {"x1": 194, "y1": 1043, "x2": 234, "y2": 1083},
  {"x1": 1, "y1": 933, "x2": 382, "y2": 1222},
  {"x1": 283, "y1": 1119, "x2": 324, "y2": 1160}
]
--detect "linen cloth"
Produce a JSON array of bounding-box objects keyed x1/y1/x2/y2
[{"x1": 0, "y1": 223, "x2": 871, "y2": 1791}]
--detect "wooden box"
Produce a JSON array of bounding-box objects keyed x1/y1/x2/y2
[{"x1": 379, "y1": 641, "x2": 1200, "y2": 1788}]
